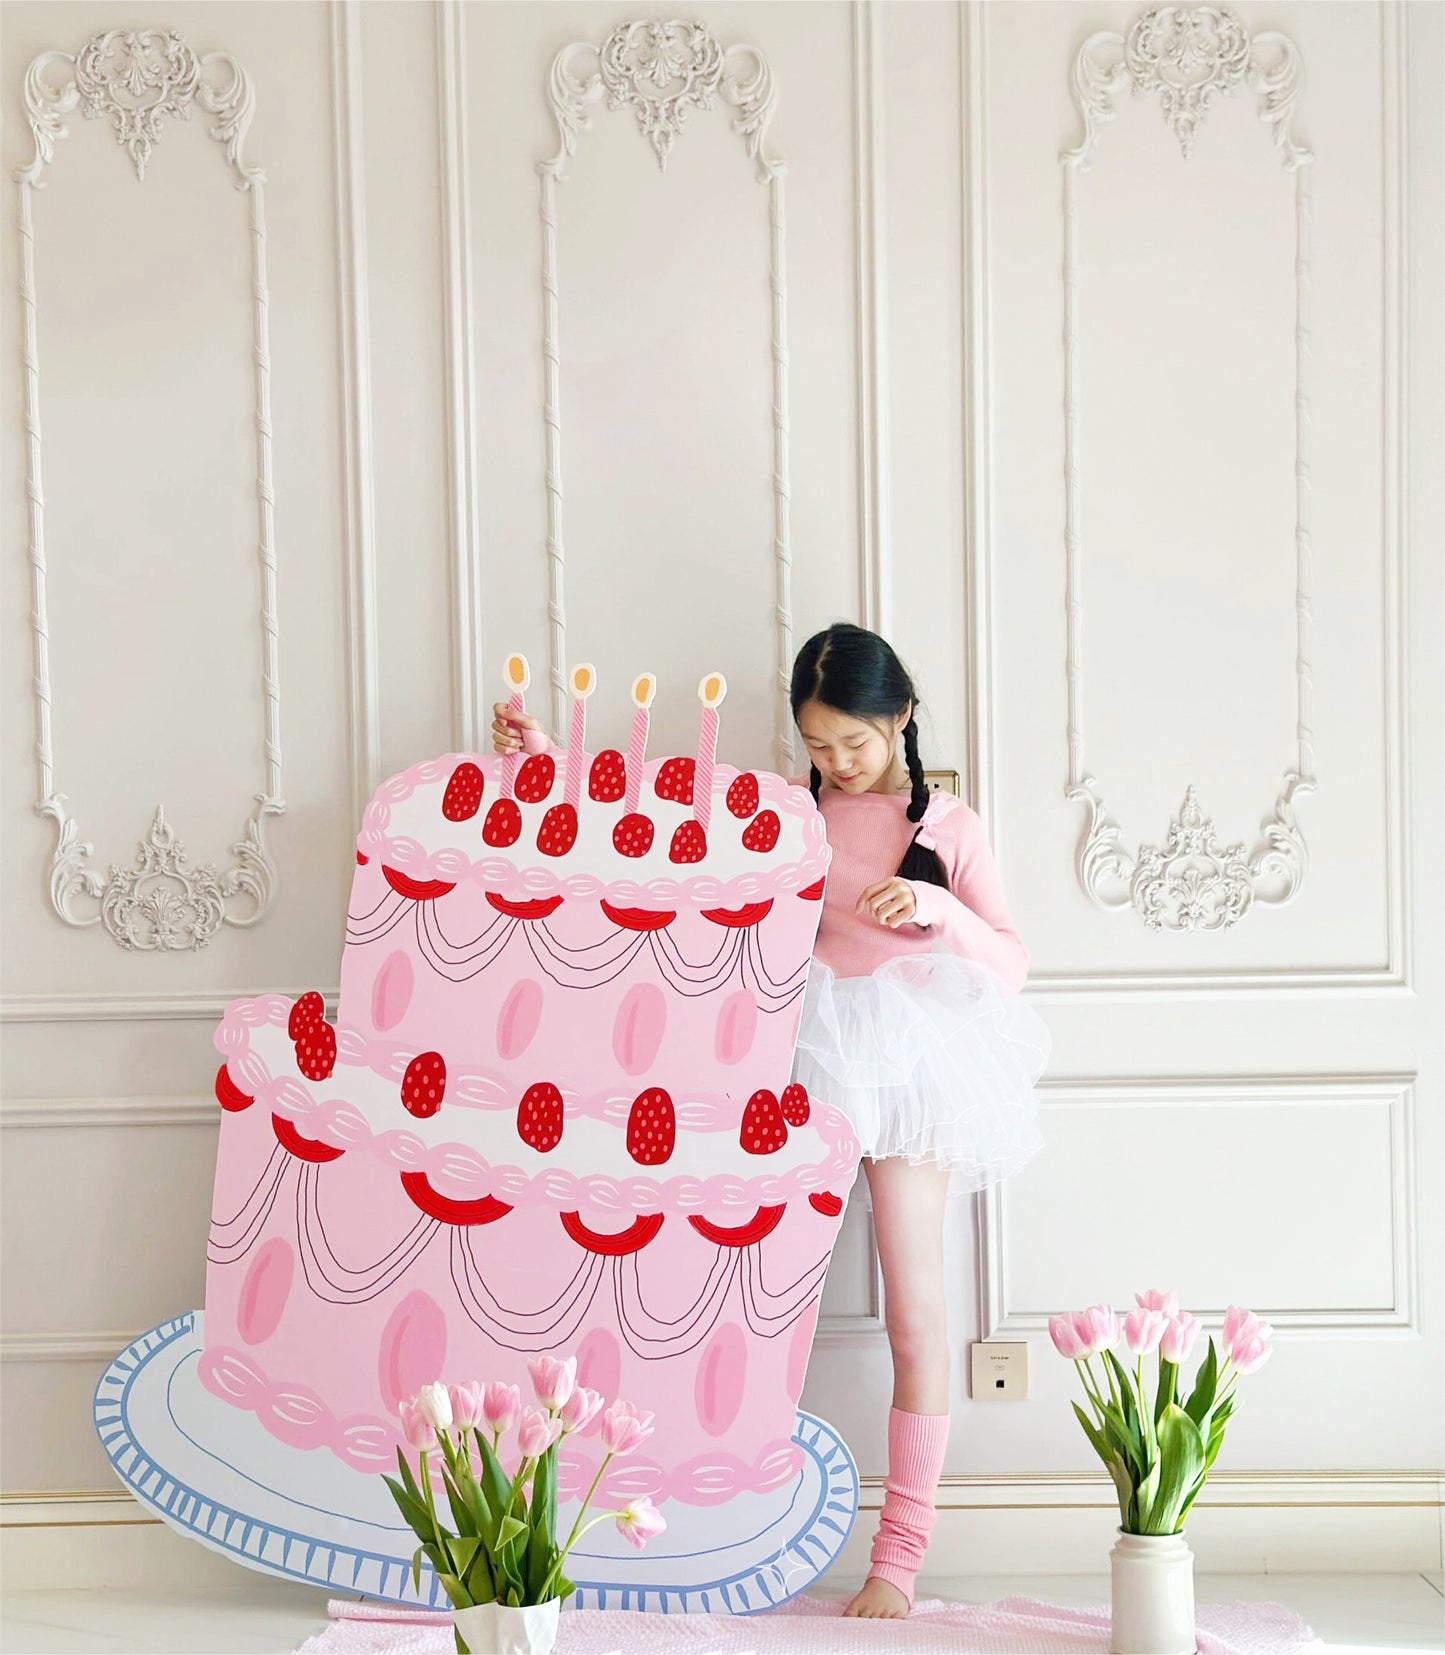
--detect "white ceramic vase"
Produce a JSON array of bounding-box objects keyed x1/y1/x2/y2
[
  {"x1": 452, "y1": 1599, "x2": 560, "y2": 1655},
  {"x1": 1109, "y1": 1529, "x2": 1197, "y2": 1655}
]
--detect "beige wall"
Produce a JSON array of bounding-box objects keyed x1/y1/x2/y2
[{"x1": 2, "y1": 0, "x2": 1440, "y2": 1563}]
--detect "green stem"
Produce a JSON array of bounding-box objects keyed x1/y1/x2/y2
[
  {"x1": 538, "y1": 1506, "x2": 619, "y2": 1601},
  {"x1": 417, "y1": 1448, "x2": 451, "y2": 1583},
  {"x1": 537, "y1": 1451, "x2": 616, "y2": 1603},
  {"x1": 1076, "y1": 1358, "x2": 1106, "y2": 1416},
  {"x1": 1101, "y1": 1352, "x2": 1121, "y2": 1411}
]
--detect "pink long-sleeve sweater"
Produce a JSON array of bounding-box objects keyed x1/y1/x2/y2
[
  {"x1": 515, "y1": 727, "x2": 1027, "y2": 991},
  {"x1": 794, "y1": 780, "x2": 1029, "y2": 990}
]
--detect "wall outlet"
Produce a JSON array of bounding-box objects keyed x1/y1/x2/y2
[{"x1": 970, "y1": 1340, "x2": 1029, "y2": 1400}]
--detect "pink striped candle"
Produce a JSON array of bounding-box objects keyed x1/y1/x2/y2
[
  {"x1": 625, "y1": 674, "x2": 656, "y2": 812},
  {"x1": 565, "y1": 663, "x2": 595, "y2": 810},
  {"x1": 694, "y1": 672, "x2": 727, "y2": 832},
  {"x1": 500, "y1": 653, "x2": 529, "y2": 799}
]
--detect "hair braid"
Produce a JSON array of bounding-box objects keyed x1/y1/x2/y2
[
  {"x1": 809, "y1": 763, "x2": 822, "y2": 804},
  {"x1": 902, "y1": 718, "x2": 929, "y2": 824}
]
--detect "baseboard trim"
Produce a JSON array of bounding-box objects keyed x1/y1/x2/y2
[{"x1": 5, "y1": 1473, "x2": 1439, "y2": 1583}]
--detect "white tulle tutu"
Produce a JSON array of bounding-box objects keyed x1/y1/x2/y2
[{"x1": 792, "y1": 952, "x2": 1050, "y2": 1198}]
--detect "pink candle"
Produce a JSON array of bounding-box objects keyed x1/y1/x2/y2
[
  {"x1": 694, "y1": 672, "x2": 727, "y2": 832},
  {"x1": 565, "y1": 663, "x2": 595, "y2": 810},
  {"x1": 625, "y1": 674, "x2": 656, "y2": 813},
  {"x1": 500, "y1": 653, "x2": 529, "y2": 799}
]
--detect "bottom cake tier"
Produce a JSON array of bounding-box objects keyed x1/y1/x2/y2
[{"x1": 202, "y1": 1056, "x2": 859, "y2": 1511}]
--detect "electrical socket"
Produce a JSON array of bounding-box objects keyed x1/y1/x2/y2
[{"x1": 970, "y1": 1340, "x2": 1029, "y2": 1400}]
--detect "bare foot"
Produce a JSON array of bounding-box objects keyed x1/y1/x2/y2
[{"x1": 842, "y1": 1575, "x2": 911, "y2": 1618}]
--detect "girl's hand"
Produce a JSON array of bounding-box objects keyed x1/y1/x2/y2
[
  {"x1": 857, "y1": 877, "x2": 917, "y2": 929},
  {"x1": 491, "y1": 701, "x2": 543, "y2": 755}
]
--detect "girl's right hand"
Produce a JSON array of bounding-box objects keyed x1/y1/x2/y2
[{"x1": 491, "y1": 701, "x2": 543, "y2": 755}]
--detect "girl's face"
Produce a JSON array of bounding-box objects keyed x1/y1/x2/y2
[{"x1": 796, "y1": 699, "x2": 909, "y2": 793}]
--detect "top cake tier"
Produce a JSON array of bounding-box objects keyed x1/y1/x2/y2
[{"x1": 356, "y1": 752, "x2": 828, "y2": 911}]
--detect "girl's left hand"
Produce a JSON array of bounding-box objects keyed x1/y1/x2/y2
[{"x1": 857, "y1": 877, "x2": 917, "y2": 928}]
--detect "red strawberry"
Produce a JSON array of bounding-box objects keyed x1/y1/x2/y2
[
  {"x1": 741, "y1": 810, "x2": 781, "y2": 853},
  {"x1": 295, "y1": 1021, "x2": 337, "y2": 1082},
  {"x1": 809, "y1": 1191, "x2": 844, "y2": 1218},
  {"x1": 669, "y1": 820, "x2": 707, "y2": 864},
  {"x1": 780, "y1": 1083, "x2": 811, "y2": 1126},
  {"x1": 288, "y1": 991, "x2": 325, "y2": 1039},
  {"x1": 482, "y1": 797, "x2": 523, "y2": 847},
  {"x1": 518, "y1": 1081, "x2": 564, "y2": 1152},
  {"x1": 515, "y1": 754, "x2": 555, "y2": 804},
  {"x1": 726, "y1": 772, "x2": 760, "y2": 819},
  {"x1": 589, "y1": 750, "x2": 627, "y2": 803},
  {"x1": 401, "y1": 1051, "x2": 447, "y2": 1118},
  {"x1": 654, "y1": 757, "x2": 695, "y2": 805},
  {"x1": 537, "y1": 802, "x2": 578, "y2": 858},
  {"x1": 441, "y1": 761, "x2": 485, "y2": 822},
  {"x1": 613, "y1": 812, "x2": 655, "y2": 858},
  {"x1": 741, "y1": 1089, "x2": 788, "y2": 1155},
  {"x1": 627, "y1": 1087, "x2": 676, "y2": 1166}
]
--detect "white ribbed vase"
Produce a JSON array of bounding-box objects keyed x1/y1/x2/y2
[
  {"x1": 1109, "y1": 1529, "x2": 1197, "y2": 1655},
  {"x1": 452, "y1": 1600, "x2": 559, "y2": 1655}
]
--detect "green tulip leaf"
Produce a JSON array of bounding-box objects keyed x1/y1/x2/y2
[
  {"x1": 1182, "y1": 1338, "x2": 1219, "y2": 1427},
  {"x1": 1141, "y1": 1403, "x2": 1205, "y2": 1533}
]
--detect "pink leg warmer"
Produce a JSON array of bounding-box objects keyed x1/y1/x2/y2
[{"x1": 867, "y1": 1407, "x2": 950, "y2": 1607}]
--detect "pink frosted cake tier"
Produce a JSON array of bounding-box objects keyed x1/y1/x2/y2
[{"x1": 201, "y1": 744, "x2": 859, "y2": 1510}]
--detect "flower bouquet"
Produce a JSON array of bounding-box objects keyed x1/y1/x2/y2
[
  {"x1": 1050, "y1": 1291, "x2": 1273, "y2": 1654},
  {"x1": 383, "y1": 1355, "x2": 665, "y2": 1655}
]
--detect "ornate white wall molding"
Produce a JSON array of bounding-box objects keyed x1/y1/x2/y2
[
  {"x1": 540, "y1": 20, "x2": 796, "y2": 770},
  {"x1": 976, "y1": 1073, "x2": 1419, "y2": 1339},
  {"x1": 17, "y1": 30, "x2": 283, "y2": 949},
  {"x1": 1061, "y1": 7, "x2": 1315, "y2": 932}
]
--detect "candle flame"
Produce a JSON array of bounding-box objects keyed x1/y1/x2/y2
[
  {"x1": 699, "y1": 673, "x2": 727, "y2": 708},
  {"x1": 631, "y1": 673, "x2": 657, "y2": 709},
  {"x1": 572, "y1": 663, "x2": 596, "y2": 698},
  {"x1": 504, "y1": 654, "x2": 530, "y2": 692}
]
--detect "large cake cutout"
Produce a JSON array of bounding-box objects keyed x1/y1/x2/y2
[{"x1": 98, "y1": 658, "x2": 861, "y2": 1610}]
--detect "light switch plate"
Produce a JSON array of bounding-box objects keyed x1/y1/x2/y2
[{"x1": 970, "y1": 1340, "x2": 1029, "y2": 1400}]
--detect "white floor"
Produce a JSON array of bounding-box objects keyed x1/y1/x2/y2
[{"x1": 1, "y1": 1573, "x2": 1441, "y2": 1655}]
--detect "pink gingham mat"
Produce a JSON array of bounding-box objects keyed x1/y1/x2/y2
[{"x1": 294, "y1": 1593, "x2": 1320, "y2": 1654}]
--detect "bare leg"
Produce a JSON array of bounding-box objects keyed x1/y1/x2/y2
[{"x1": 842, "y1": 1157, "x2": 951, "y2": 1618}]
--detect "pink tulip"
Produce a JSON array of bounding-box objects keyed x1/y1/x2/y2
[
  {"x1": 1070, "y1": 1303, "x2": 1119, "y2": 1356},
  {"x1": 1122, "y1": 1307, "x2": 1169, "y2": 1356},
  {"x1": 1135, "y1": 1288, "x2": 1180, "y2": 1319},
  {"x1": 399, "y1": 1397, "x2": 437, "y2": 1452},
  {"x1": 482, "y1": 1381, "x2": 521, "y2": 1436},
  {"x1": 1222, "y1": 1305, "x2": 1271, "y2": 1347},
  {"x1": 1160, "y1": 1313, "x2": 1202, "y2": 1365},
  {"x1": 517, "y1": 1406, "x2": 564, "y2": 1459},
  {"x1": 1049, "y1": 1314, "x2": 1090, "y2": 1359},
  {"x1": 558, "y1": 1386, "x2": 604, "y2": 1436},
  {"x1": 599, "y1": 1398, "x2": 656, "y2": 1457},
  {"x1": 527, "y1": 1354, "x2": 577, "y2": 1411},
  {"x1": 615, "y1": 1496, "x2": 667, "y2": 1550},
  {"x1": 1226, "y1": 1330, "x2": 1274, "y2": 1375},
  {"x1": 449, "y1": 1381, "x2": 485, "y2": 1430}
]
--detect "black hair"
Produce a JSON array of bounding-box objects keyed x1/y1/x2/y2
[{"x1": 789, "y1": 622, "x2": 948, "y2": 890}]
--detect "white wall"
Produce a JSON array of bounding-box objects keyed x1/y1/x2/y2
[{"x1": 2, "y1": 0, "x2": 1440, "y2": 1571}]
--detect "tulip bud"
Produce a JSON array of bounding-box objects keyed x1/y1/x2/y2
[
  {"x1": 399, "y1": 1397, "x2": 437, "y2": 1452},
  {"x1": 1049, "y1": 1314, "x2": 1090, "y2": 1359},
  {"x1": 599, "y1": 1398, "x2": 656, "y2": 1457},
  {"x1": 558, "y1": 1385, "x2": 604, "y2": 1436},
  {"x1": 517, "y1": 1405, "x2": 564, "y2": 1459},
  {"x1": 448, "y1": 1381, "x2": 484, "y2": 1430},
  {"x1": 1122, "y1": 1307, "x2": 1168, "y2": 1357},
  {"x1": 1135, "y1": 1288, "x2": 1180, "y2": 1319},
  {"x1": 615, "y1": 1496, "x2": 667, "y2": 1550},
  {"x1": 527, "y1": 1354, "x2": 577, "y2": 1411},
  {"x1": 1160, "y1": 1313, "x2": 1201, "y2": 1365},
  {"x1": 483, "y1": 1381, "x2": 521, "y2": 1436},
  {"x1": 416, "y1": 1382, "x2": 453, "y2": 1432}
]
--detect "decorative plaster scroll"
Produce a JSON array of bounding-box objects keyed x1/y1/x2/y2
[
  {"x1": 16, "y1": 31, "x2": 283, "y2": 949},
  {"x1": 540, "y1": 21, "x2": 796, "y2": 772},
  {"x1": 1062, "y1": 7, "x2": 1314, "y2": 932}
]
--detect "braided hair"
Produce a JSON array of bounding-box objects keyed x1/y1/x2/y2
[{"x1": 789, "y1": 623, "x2": 948, "y2": 890}]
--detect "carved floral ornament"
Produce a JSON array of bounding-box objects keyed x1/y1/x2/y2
[
  {"x1": 17, "y1": 30, "x2": 283, "y2": 950},
  {"x1": 1062, "y1": 7, "x2": 1314, "y2": 933}
]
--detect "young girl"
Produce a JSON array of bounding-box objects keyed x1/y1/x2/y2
[{"x1": 493, "y1": 622, "x2": 1048, "y2": 1619}]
